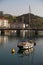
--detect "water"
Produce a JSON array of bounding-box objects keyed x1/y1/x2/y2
[{"x1": 0, "y1": 36, "x2": 43, "y2": 65}]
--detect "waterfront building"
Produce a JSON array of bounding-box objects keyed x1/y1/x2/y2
[
  {"x1": 0, "y1": 18, "x2": 9, "y2": 28},
  {"x1": 3, "y1": 18, "x2": 10, "y2": 28}
]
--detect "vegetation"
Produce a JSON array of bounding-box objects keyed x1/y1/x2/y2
[{"x1": 3, "y1": 14, "x2": 14, "y2": 22}]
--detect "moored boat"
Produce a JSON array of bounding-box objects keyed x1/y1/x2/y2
[{"x1": 17, "y1": 40, "x2": 36, "y2": 49}]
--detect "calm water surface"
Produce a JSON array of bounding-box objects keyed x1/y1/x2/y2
[{"x1": 0, "y1": 36, "x2": 43, "y2": 65}]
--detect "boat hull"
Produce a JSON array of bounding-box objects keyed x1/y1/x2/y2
[{"x1": 17, "y1": 45, "x2": 34, "y2": 50}]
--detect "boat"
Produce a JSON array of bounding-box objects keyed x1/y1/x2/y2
[
  {"x1": 17, "y1": 40, "x2": 36, "y2": 49},
  {"x1": 17, "y1": 6, "x2": 36, "y2": 50}
]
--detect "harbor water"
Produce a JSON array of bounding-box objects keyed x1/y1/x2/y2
[{"x1": 0, "y1": 36, "x2": 43, "y2": 65}]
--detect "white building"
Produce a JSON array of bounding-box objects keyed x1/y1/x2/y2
[
  {"x1": 0, "y1": 18, "x2": 10, "y2": 28},
  {"x1": 3, "y1": 19, "x2": 9, "y2": 28}
]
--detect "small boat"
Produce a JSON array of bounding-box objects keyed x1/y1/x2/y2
[{"x1": 17, "y1": 40, "x2": 36, "y2": 49}]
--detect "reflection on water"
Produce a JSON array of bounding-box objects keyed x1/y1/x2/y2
[
  {"x1": 0, "y1": 36, "x2": 8, "y2": 45},
  {"x1": 17, "y1": 48, "x2": 35, "y2": 65},
  {"x1": 0, "y1": 36, "x2": 43, "y2": 65},
  {"x1": 17, "y1": 48, "x2": 34, "y2": 56}
]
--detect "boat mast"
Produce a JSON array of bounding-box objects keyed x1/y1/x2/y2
[
  {"x1": 29, "y1": 5, "x2": 31, "y2": 26},
  {"x1": 29, "y1": 5, "x2": 31, "y2": 37}
]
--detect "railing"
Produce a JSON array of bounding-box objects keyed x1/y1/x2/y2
[{"x1": 0, "y1": 27, "x2": 43, "y2": 30}]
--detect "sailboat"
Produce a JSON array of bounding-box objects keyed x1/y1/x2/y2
[
  {"x1": 17, "y1": 5, "x2": 36, "y2": 50},
  {"x1": 17, "y1": 39, "x2": 36, "y2": 49}
]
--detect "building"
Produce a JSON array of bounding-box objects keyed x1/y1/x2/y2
[
  {"x1": 3, "y1": 18, "x2": 10, "y2": 28},
  {"x1": 0, "y1": 18, "x2": 10, "y2": 28},
  {"x1": 0, "y1": 11, "x2": 3, "y2": 18}
]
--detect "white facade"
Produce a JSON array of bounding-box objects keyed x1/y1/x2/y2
[
  {"x1": 23, "y1": 24, "x2": 25, "y2": 28},
  {"x1": 0, "y1": 18, "x2": 9, "y2": 28},
  {"x1": 3, "y1": 19, "x2": 9, "y2": 27}
]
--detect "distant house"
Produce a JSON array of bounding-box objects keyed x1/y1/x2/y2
[
  {"x1": 9, "y1": 22, "x2": 15, "y2": 28},
  {"x1": 10, "y1": 22, "x2": 24, "y2": 29},
  {"x1": 0, "y1": 18, "x2": 10, "y2": 28},
  {"x1": 3, "y1": 18, "x2": 10, "y2": 28}
]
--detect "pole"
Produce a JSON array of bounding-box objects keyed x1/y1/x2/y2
[{"x1": 29, "y1": 5, "x2": 31, "y2": 38}]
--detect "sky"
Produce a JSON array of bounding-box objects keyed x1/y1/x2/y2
[{"x1": 0, "y1": 0, "x2": 43, "y2": 17}]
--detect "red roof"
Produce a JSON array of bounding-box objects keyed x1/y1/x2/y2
[{"x1": 0, "y1": 17, "x2": 8, "y2": 20}]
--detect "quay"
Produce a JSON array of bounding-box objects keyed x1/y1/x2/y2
[
  {"x1": 0, "y1": 28, "x2": 43, "y2": 30},
  {"x1": 0, "y1": 27, "x2": 43, "y2": 37}
]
